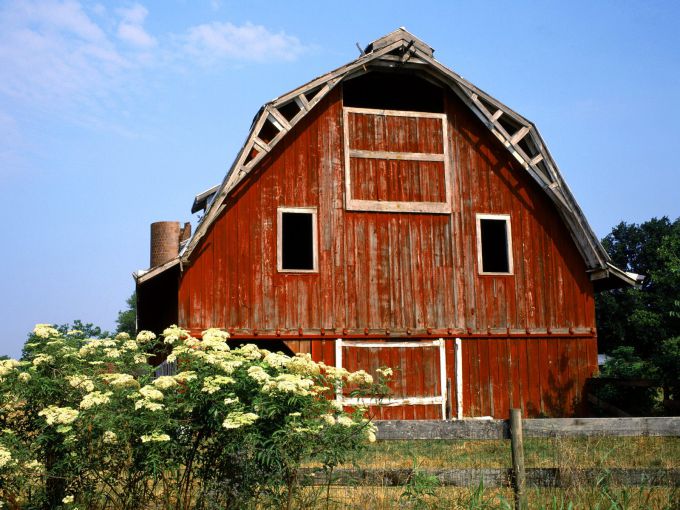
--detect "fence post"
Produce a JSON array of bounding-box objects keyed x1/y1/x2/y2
[{"x1": 510, "y1": 408, "x2": 527, "y2": 510}]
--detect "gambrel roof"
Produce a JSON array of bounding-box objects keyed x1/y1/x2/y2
[{"x1": 146, "y1": 28, "x2": 639, "y2": 288}]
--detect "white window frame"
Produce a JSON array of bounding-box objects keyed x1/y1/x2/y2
[
  {"x1": 343, "y1": 106, "x2": 452, "y2": 214},
  {"x1": 277, "y1": 206, "x2": 319, "y2": 273},
  {"x1": 476, "y1": 213, "x2": 514, "y2": 275},
  {"x1": 335, "y1": 338, "x2": 449, "y2": 420}
]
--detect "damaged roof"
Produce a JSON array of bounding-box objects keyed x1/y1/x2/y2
[{"x1": 165, "y1": 28, "x2": 638, "y2": 288}]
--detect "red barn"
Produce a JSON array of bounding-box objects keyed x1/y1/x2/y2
[{"x1": 135, "y1": 29, "x2": 640, "y2": 419}]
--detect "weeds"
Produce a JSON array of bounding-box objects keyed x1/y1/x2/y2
[{"x1": 399, "y1": 458, "x2": 440, "y2": 509}]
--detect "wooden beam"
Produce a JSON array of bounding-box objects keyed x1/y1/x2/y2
[
  {"x1": 345, "y1": 105, "x2": 445, "y2": 119},
  {"x1": 252, "y1": 137, "x2": 270, "y2": 153},
  {"x1": 375, "y1": 417, "x2": 680, "y2": 440},
  {"x1": 341, "y1": 340, "x2": 443, "y2": 348},
  {"x1": 376, "y1": 420, "x2": 507, "y2": 440},
  {"x1": 299, "y1": 467, "x2": 680, "y2": 488},
  {"x1": 294, "y1": 94, "x2": 309, "y2": 111},
  {"x1": 342, "y1": 396, "x2": 445, "y2": 407},
  {"x1": 510, "y1": 409, "x2": 528, "y2": 510},
  {"x1": 348, "y1": 149, "x2": 445, "y2": 162},
  {"x1": 377, "y1": 54, "x2": 427, "y2": 65},
  {"x1": 399, "y1": 40, "x2": 416, "y2": 62},
  {"x1": 510, "y1": 126, "x2": 531, "y2": 145},
  {"x1": 268, "y1": 107, "x2": 292, "y2": 131},
  {"x1": 530, "y1": 154, "x2": 544, "y2": 165},
  {"x1": 522, "y1": 416, "x2": 680, "y2": 436}
]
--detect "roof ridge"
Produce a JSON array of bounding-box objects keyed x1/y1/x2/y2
[{"x1": 364, "y1": 27, "x2": 434, "y2": 57}]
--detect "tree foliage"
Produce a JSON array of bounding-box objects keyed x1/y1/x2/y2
[
  {"x1": 116, "y1": 292, "x2": 137, "y2": 336},
  {"x1": 596, "y1": 217, "x2": 680, "y2": 358},
  {"x1": 595, "y1": 216, "x2": 680, "y2": 411}
]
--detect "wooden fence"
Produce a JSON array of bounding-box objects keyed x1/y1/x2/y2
[{"x1": 302, "y1": 413, "x2": 680, "y2": 510}]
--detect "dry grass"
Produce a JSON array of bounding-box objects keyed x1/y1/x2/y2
[
  {"x1": 290, "y1": 437, "x2": 679, "y2": 509},
  {"x1": 341, "y1": 436, "x2": 680, "y2": 469},
  {"x1": 293, "y1": 485, "x2": 679, "y2": 510}
]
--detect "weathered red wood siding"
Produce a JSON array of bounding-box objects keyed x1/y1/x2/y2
[
  {"x1": 305, "y1": 336, "x2": 596, "y2": 419},
  {"x1": 177, "y1": 83, "x2": 598, "y2": 418},
  {"x1": 445, "y1": 336, "x2": 598, "y2": 418}
]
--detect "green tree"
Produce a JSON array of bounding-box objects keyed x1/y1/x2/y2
[
  {"x1": 596, "y1": 217, "x2": 680, "y2": 357},
  {"x1": 116, "y1": 292, "x2": 137, "y2": 336},
  {"x1": 595, "y1": 216, "x2": 680, "y2": 413},
  {"x1": 56, "y1": 320, "x2": 107, "y2": 339}
]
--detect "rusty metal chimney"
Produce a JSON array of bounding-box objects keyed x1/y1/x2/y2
[{"x1": 150, "y1": 221, "x2": 180, "y2": 268}]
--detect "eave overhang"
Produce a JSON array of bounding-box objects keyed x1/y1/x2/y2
[
  {"x1": 191, "y1": 184, "x2": 220, "y2": 214},
  {"x1": 134, "y1": 257, "x2": 180, "y2": 285},
  {"x1": 590, "y1": 262, "x2": 645, "y2": 291}
]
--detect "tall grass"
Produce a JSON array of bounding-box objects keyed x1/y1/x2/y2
[
  {"x1": 292, "y1": 436, "x2": 679, "y2": 509},
  {"x1": 341, "y1": 436, "x2": 679, "y2": 469},
  {"x1": 292, "y1": 484, "x2": 678, "y2": 509}
]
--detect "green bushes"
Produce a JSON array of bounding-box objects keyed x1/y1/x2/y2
[{"x1": 0, "y1": 325, "x2": 385, "y2": 509}]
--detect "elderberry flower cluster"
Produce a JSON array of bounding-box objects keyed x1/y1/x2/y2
[
  {"x1": 222, "y1": 411, "x2": 259, "y2": 429},
  {"x1": 38, "y1": 406, "x2": 79, "y2": 426},
  {"x1": 79, "y1": 391, "x2": 113, "y2": 410}
]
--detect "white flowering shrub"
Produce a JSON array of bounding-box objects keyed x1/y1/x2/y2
[{"x1": 0, "y1": 325, "x2": 389, "y2": 509}]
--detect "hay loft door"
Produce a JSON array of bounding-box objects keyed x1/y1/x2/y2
[{"x1": 343, "y1": 107, "x2": 452, "y2": 214}]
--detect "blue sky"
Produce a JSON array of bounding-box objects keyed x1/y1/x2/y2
[{"x1": 1, "y1": 0, "x2": 679, "y2": 358}]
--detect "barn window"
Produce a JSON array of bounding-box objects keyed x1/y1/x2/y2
[
  {"x1": 277, "y1": 207, "x2": 318, "y2": 273},
  {"x1": 476, "y1": 214, "x2": 513, "y2": 275}
]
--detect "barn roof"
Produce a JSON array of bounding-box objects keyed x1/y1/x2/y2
[{"x1": 168, "y1": 28, "x2": 637, "y2": 288}]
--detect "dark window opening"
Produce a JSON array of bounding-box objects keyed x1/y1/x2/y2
[
  {"x1": 343, "y1": 71, "x2": 444, "y2": 113},
  {"x1": 244, "y1": 146, "x2": 260, "y2": 165},
  {"x1": 258, "y1": 118, "x2": 280, "y2": 144},
  {"x1": 518, "y1": 136, "x2": 538, "y2": 160},
  {"x1": 477, "y1": 95, "x2": 498, "y2": 115},
  {"x1": 278, "y1": 100, "x2": 302, "y2": 122},
  {"x1": 536, "y1": 160, "x2": 551, "y2": 180},
  {"x1": 497, "y1": 116, "x2": 522, "y2": 138},
  {"x1": 281, "y1": 212, "x2": 314, "y2": 270},
  {"x1": 480, "y1": 219, "x2": 510, "y2": 273},
  {"x1": 304, "y1": 86, "x2": 322, "y2": 102}
]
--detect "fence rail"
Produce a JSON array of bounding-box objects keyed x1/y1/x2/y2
[
  {"x1": 375, "y1": 416, "x2": 680, "y2": 440},
  {"x1": 301, "y1": 467, "x2": 680, "y2": 488}
]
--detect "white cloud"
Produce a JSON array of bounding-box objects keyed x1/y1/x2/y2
[
  {"x1": 182, "y1": 22, "x2": 308, "y2": 63},
  {"x1": 0, "y1": 0, "x2": 127, "y2": 106},
  {"x1": 19, "y1": 0, "x2": 106, "y2": 42},
  {"x1": 118, "y1": 22, "x2": 156, "y2": 48},
  {"x1": 118, "y1": 4, "x2": 147, "y2": 25},
  {"x1": 0, "y1": 1, "x2": 309, "y2": 127},
  {"x1": 117, "y1": 4, "x2": 156, "y2": 48}
]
